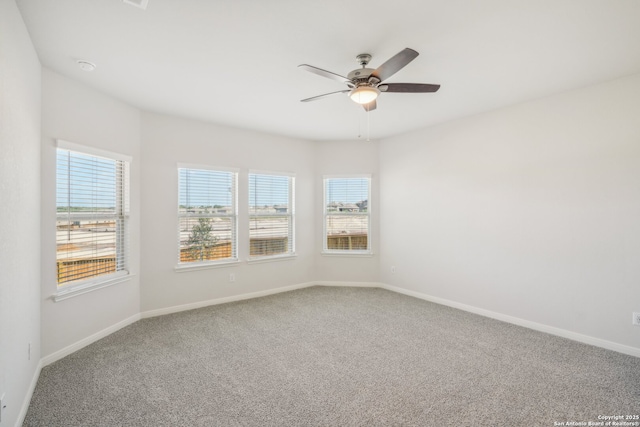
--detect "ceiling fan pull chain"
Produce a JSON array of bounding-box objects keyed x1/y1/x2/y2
[{"x1": 367, "y1": 109, "x2": 371, "y2": 142}]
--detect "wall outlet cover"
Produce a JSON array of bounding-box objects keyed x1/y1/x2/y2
[{"x1": 0, "y1": 393, "x2": 5, "y2": 423}]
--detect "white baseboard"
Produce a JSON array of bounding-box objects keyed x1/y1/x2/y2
[
  {"x1": 140, "y1": 281, "x2": 383, "y2": 320},
  {"x1": 40, "y1": 313, "x2": 141, "y2": 367},
  {"x1": 314, "y1": 281, "x2": 383, "y2": 288},
  {"x1": 140, "y1": 282, "x2": 317, "y2": 319},
  {"x1": 16, "y1": 359, "x2": 42, "y2": 427},
  {"x1": 381, "y1": 283, "x2": 640, "y2": 359}
]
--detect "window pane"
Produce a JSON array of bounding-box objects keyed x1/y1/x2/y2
[
  {"x1": 248, "y1": 173, "x2": 294, "y2": 258},
  {"x1": 249, "y1": 216, "x2": 290, "y2": 256},
  {"x1": 56, "y1": 219, "x2": 117, "y2": 283},
  {"x1": 179, "y1": 169, "x2": 233, "y2": 210},
  {"x1": 325, "y1": 215, "x2": 369, "y2": 250},
  {"x1": 56, "y1": 150, "x2": 117, "y2": 214},
  {"x1": 324, "y1": 177, "x2": 370, "y2": 252},
  {"x1": 249, "y1": 174, "x2": 290, "y2": 214},
  {"x1": 178, "y1": 168, "x2": 237, "y2": 264},
  {"x1": 325, "y1": 178, "x2": 368, "y2": 212},
  {"x1": 179, "y1": 216, "x2": 234, "y2": 262},
  {"x1": 56, "y1": 148, "x2": 128, "y2": 285}
]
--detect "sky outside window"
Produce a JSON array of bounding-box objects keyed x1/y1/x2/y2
[
  {"x1": 56, "y1": 150, "x2": 117, "y2": 211},
  {"x1": 249, "y1": 174, "x2": 290, "y2": 208},
  {"x1": 179, "y1": 169, "x2": 233, "y2": 207},
  {"x1": 326, "y1": 178, "x2": 368, "y2": 205}
]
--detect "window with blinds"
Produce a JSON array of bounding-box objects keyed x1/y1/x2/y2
[
  {"x1": 249, "y1": 172, "x2": 295, "y2": 258},
  {"x1": 178, "y1": 167, "x2": 237, "y2": 265},
  {"x1": 324, "y1": 176, "x2": 371, "y2": 253},
  {"x1": 56, "y1": 146, "x2": 130, "y2": 286}
]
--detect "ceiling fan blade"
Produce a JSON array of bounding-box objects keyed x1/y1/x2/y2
[
  {"x1": 363, "y1": 100, "x2": 377, "y2": 111},
  {"x1": 370, "y1": 48, "x2": 419, "y2": 82},
  {"x1": 378, "y1": 83, "x2": 440, "y2": 93},
  {"x1": 298, "y1": 64, "x2": 351, "y2": 84},
  {"x1": 300, "y1": 90, "x2": 350, "y2": 102}
]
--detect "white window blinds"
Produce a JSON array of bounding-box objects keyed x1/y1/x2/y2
[
  {"x1": 56, "y1": 147, "x2": 130, "y2": 285},
  {"x1": 249, "y1": 172, "x2": 295, "y2": 258},
  {"x1": 178, "y1": 167, "x2": 237, "y2": 264},
  {"x1": 324, "y1": 176, "x2": 371, "y2": 253}
]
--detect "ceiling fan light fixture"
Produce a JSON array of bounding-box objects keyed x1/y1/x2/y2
[{"x1": 349, "y1": 86, "x2": 380, "y2": 105}]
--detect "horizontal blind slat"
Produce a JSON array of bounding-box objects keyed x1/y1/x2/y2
[
  {"x1": 324, "y1": 177, "x2": 370, "y2": 252},
  {"x1": 248, "y1": 173, "x2": 295, "y2": 257},
  {"x1": 178, "y1": 168, "x2": 237, "y2": 263},
  {"x1": 56, "y1": 148, "x2": 130, "y2": 285}
]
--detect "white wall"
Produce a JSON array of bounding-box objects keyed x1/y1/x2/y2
[
  {"x1": 140, "y1": 112, "x2": 316, "y2": 312},
  {"x1": 0, "y1": 0, "x2": 41, "y2": 425},
  {"x1": 379, "y1": 73, "x2": 640, "y2": 350},
  {"x1": 40, "y1": 69, "x2": 141, "y2": 358},
  {"x1": 314, "y1": 140, "x2": 380, "y2": 283}
]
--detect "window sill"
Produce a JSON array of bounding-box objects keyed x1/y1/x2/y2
[
  {"x1": 247, "y1": 253, "x2": 297, "y2": 264},
  {"x1": 321, "y1": 251, "x2": 374, "y2": 258},
  {"x1": 53, "y1": 272, "x2": 133, "y2": 302},
  {"x1": 174, "y1": 259, "x2": 240, "y2": 273}
]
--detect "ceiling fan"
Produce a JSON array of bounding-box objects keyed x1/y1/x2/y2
[{"x1": 299, "y1": 48, "x2": 440, "y2": 111}]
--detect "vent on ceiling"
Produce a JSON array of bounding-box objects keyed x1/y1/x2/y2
[{"x1": 122, "y1": 0, "x2": 149, "y2": 10}]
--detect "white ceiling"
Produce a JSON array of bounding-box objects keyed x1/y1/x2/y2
[{"x1": 16, "y1": 0, "x2": 640, "y2": 141}]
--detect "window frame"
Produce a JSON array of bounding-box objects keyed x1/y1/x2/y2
[
  {"x1": 54, "y1": 140, "x2": 132, "y2": 301},
  {"x1": 175, "y1": 164, "x2": 239, "y2": 272},
  {"x1": 322, "y1": 174, "x2": 372, "y2": 256},
  {"x1": 248, "y1": 170, "x2": 296, "y2": 262}
]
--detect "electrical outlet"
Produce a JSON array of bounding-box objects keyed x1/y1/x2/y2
[
  {"x1": 391, "y1": 266, "x2": 396, "y2": 274},
  {"x1": 633, "y1": 312, "x2": 640, "y2": 326},
  {"x1": 229, "y1": 273, "x2": 235, "y2": 282}
]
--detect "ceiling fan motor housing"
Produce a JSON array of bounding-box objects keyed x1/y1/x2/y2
[{"x1": 347, "y1": 68, "x2": 377, "y2": 86}]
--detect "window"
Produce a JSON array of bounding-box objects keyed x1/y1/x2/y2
[
  {"x1": 56, "y1": 142, "x2": 130, "y2": 287},
  {"x1": 249, "y1": 172, "x2": 295, "y2": 259},
  {"x1": 323, "y1": 176, "x2": 371, "y2": 254},
  {"x1": 178, "y1": 166, "x2": 238, "y2": 266}
]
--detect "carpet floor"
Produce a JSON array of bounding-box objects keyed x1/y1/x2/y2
[{"x1": 24, "y1": 286, "x2": 640, "y2": 426}]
